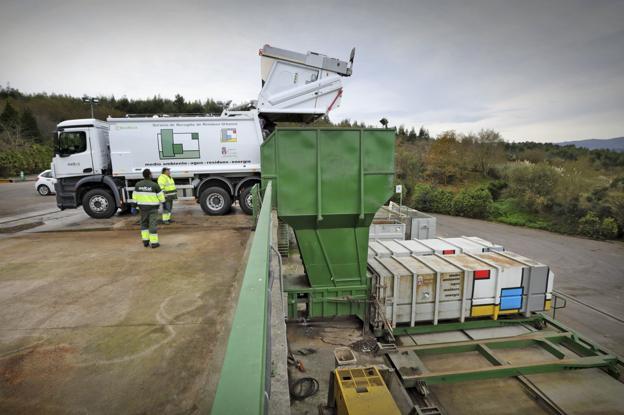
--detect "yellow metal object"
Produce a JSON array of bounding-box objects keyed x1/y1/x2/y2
[
  {"x1": 334, "y1": 366, "x2": 400, "y2": 415},
  {"x1": 471, "y1": 304, "x2": 495, "y2": 317},
  {"x1": 544, "y1": 299, "x2": 552, "y2": 310},
  {"x1": 471, "y1": 304, "x2": 523, "y2": 318}
]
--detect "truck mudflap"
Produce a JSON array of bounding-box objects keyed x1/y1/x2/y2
[{"x1": 55, "y1": 175, "x2": 122, "y2": 210}]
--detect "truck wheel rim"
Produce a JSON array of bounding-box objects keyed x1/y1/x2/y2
[
  {"x1": 208, "y1": 194, "x2": 225, "y2": 210},
  {"x1": 245, "y1": 193, "x2": 252, "y2": 208},
  {"x1": 90, "y1": 195, "x2": 109, "y2": 212}
]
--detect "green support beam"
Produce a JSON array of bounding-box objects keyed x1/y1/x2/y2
[
  {"x1": 211, "y1": 182, "x2": 273, "y2": 415},
  {"x1": 388, "y1": 324, "x2": 621, "y2": 385}
]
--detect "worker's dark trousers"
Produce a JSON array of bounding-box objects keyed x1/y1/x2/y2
[
  {"x1": 162, "y1": 199, "x2": 173, "y2": 222},
  {"x1": 139, "y1": 206, "x2": 159, "y2": 245}
]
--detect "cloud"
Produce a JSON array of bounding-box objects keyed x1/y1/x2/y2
[{"x1": 0, "y1": 0, "x2": 622, "y2": 141}]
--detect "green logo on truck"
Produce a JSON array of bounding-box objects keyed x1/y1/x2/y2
[{"x1": 158, "y1": 129, "x2": 200, "y2": 159}]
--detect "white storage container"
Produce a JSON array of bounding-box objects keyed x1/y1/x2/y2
[{"x1": 369, "y1": 250, "x2": 554, "y2": 328}]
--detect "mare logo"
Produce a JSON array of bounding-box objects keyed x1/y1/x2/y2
[{"x1": 158, "y1": 129, "x2": 200, "y2": 159}]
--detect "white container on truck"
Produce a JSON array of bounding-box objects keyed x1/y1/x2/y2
[{"x1": 52, "y1": 44, "x2": 355, "y2": 218}]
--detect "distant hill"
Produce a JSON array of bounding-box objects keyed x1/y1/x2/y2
[{"x1": 557, "y1": 137, "x2": 624, "y2": 152}]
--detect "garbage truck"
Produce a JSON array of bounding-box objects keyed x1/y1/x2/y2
[{"x1": 52, "y1": 44, "x2": 355, "y2": 218}]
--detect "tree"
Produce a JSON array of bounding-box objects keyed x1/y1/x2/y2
[
  {"x1": 0, "y1": 101, "x2": 19, "y2": 133},
  {"x1": 417, "y1": 126, "x2": 430, "y2": 140},
  {"x1": 426, "y1": 131, "x2": 462, "y2": 184},
  {"x1": 473, "y1": 129, "x2": 505, "y2": 175},
  {"x1": 20, "y1": 107, "x2": 40, "y2": 139},
  {"x1": 174, "y1": 94, "x2": 185, "y2": 112},
  {"x1": 0, "y1": 101, "x2": 21, "y2": 147}
]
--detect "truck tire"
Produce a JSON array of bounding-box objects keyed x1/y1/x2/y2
[
  {"x1": 200, "y1": 187, "x2": 231, "y2": 215},
  {"x1": 238, "y1": 186, "x2": 254, "y2": 215},
  {"x1": 82, "y1": 188, "x2": 116, "y2": 219}
]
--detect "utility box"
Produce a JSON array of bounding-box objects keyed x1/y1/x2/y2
[
  {"x1": 333, "y1": 367, "x2": 401, "y2": 415},
  {"x1": 377, "y1": 201, "x2": 437, "y2": 239}
]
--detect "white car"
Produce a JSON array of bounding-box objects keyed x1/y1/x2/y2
[{"x1": 35, "y1": 170, "x2": 56, "y2": 196}]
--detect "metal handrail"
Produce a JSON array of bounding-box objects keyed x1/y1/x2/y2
[{"x1": 211, "y1": 182, "x2": 273, "y2": 415}]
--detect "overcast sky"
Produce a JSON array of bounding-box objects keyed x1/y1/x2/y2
[{"x1": 1, "y1": 0, "x2": 623, "y2": 141}]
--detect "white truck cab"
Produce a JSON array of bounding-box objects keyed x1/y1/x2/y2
[
  {"x1": 53, "y1": 119, "x2": 110, "y2": 179},
  {"x1": 52, "y1": 44, "x2": 355, "y2": 219}
]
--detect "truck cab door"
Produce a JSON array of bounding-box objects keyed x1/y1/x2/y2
[{"x1": 53, "y1": 128, "x2": 95, "y2": 178}]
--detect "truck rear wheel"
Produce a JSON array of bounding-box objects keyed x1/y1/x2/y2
[
  {"x1": 200, "y1": 187, "x2": 231, "y2": 215},
  {"x1": 82, "y1": 188, "x2": 116, "y2": 219},
  {"x1": 238, "y1": 187, "x2": 254, "y2": 215}
]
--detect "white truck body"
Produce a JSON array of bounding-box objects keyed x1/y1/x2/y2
[{"x1": 107, "y1": 111, "x2": 263, "y2": 179}]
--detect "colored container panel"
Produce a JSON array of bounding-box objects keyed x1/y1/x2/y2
[{"x1": 500, "y1": 287, "x2": 523, "y2": 310}]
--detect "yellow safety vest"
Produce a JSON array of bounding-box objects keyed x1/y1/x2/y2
[
  {"x1": 158, "y1": 174, "x2": 177, "y2": 198},
  {"x1": 134, "y1": 180, "x2": 165, "y2": 206}
]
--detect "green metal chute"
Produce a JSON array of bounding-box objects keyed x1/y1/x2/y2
[{"x1": 261, "y1": 128, "x2": 395, "y2": 292}]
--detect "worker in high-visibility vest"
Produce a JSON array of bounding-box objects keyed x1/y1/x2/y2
[
  {"x1": 158, "y1": 167, "x2": 177, "y2": 224},
  {"x1": 134, "y1": 168, "x2": 165, "y2": 248}
]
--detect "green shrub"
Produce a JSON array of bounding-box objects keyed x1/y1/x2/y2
[
  {"x1": 0, "y1": 144, "x2": 53, "y2": 177},
  {"x1": 487, "y1": 180, "x2": 507, "y2": 200},
  {"x1": 578, "y1": 212, "x2": 602, "y2": 238},
  {"x1": 600, "y1": 218, "x2": 619, "y2": 239},
  {"x1": 409, "y1": 184, "x2": 454, "y2": 214},
  {"x1": 452, "y1": 187, "x2": 493, "y2": 219}
]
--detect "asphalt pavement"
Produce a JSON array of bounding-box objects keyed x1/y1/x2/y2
[{"x1": 0, "y1": 180, "x2": 58, "y2": 217}]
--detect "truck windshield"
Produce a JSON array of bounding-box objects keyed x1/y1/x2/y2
[{"x1": 56, "y1": 131, "x2": 87, "y2": 156}]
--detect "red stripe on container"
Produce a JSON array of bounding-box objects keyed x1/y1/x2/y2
[{"x1": 474, "y1": 270, "x2": 490, "y2": 279}]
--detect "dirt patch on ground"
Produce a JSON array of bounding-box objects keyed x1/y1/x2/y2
[
  {"x1": 0, "y1": 221, "x2": 43, "y2": 233},
  {"x1": 0, "y1": 211, "x2": 251, "y2": 414}
]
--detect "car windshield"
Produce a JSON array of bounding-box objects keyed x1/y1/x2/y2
[{"x1": 56, "y1": 131, "x2": 87, "y2": 155}]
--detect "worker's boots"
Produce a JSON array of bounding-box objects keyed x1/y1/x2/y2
[
  {"x1": 151, "y1": 243, "x2": 160, "y2": 249},
  {"x1": 143, "y1": 241, "x2": 149, "y2": 248}
]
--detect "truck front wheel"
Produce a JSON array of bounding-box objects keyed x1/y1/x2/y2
[
  {"x1": 200, "y1": 187, "x2": 231, "y2": 215},
  {"x1": 82, "y1": 188, "x2": 116, "y2": 219}
]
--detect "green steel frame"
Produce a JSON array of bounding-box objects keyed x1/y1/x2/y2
[
  {"x1": 391, "y1": 314, "x2": 545, "y2": 336},
  {"x1": 212, "y1": 182, "x2": 273, "y2": 415},
  {"x1": 386, "y1": 312, "x2": 622, "y2": 386}
]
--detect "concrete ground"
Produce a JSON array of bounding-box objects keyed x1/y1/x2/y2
[
  {"x1": 433, "y1": 213, "x2": 624, "y2": 355},
  {"x1": 0, "y1": 202, "x2": 252, "y2": 414},
  {"x1": 0, "y1": 181, "x2": 58, "y2": 217}
]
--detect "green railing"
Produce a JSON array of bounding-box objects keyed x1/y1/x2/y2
[{"x1": 212, "y1": 182, "x2": 272, "y2": 415}]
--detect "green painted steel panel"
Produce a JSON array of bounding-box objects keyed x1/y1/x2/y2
[
  {"x1": 211, "y1": 182, "x2": 273, "y2": 415},
  {"x1": 161, "y1": 129, "x2": 174, "y2": 157},
  {"x1": 261, "y1": 128, "x2": 395, "y2": 290}
]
